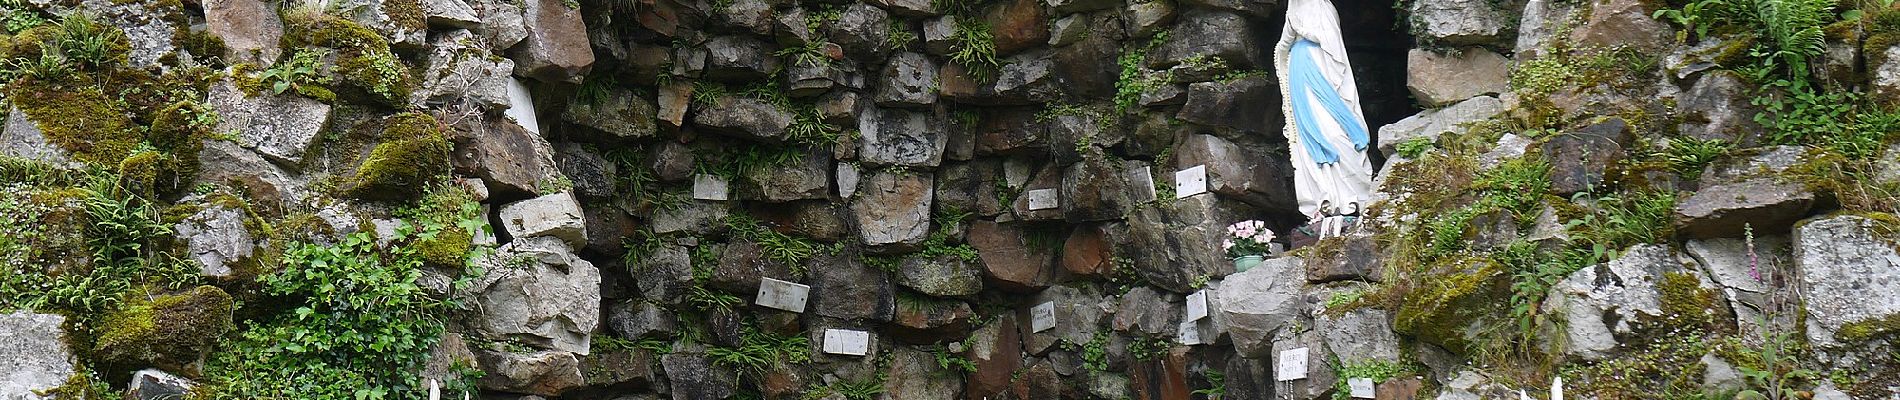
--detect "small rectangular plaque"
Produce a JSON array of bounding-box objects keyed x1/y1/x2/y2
[
  {"x1": 1030, "y1": 301, "x2": 1057, "y2": 333},
  {"x1": 1025, "y1": 188, "x2": 1059, "y2": 211},
  {"x1": 822, "y1": 329, "x2": 870, "y2": 356},
  {"x1": 1349, "y1": 378, "x2": 1376, "y2": 398},
  {"x1": 1276, "y1": 347, "x2": 1309, "y2": 381},
  {"x1": 1175, "y1": 165, "x2": 1208, "y2": 199},
  {"x1": 754, "y1": 278, "x2": 811, "y2": 313},
  {"x1": 1177, "y1": 321, "x2": 1201, "y2": 345},
  {"x1": 692, "y1": 174, "x2": 729, "y2": 201},
  {"x1": 1185, "y1": 290, "x2": 1209, "y2": 321}
]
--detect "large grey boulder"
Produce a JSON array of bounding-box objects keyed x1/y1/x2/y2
[
  {"x1": 2, "y1": 107, "x2": 81, "y2": 169},
  {"x1": 417, "y1": 30, "x2": 515, "y2": 110},
  {"x1": 1021, "y1": 285, "x2": 1111, "y2": 355},
  {"x1": 1176, "y1": 75, "x2": 1275, "y2": 134},
  {"x1": 692, "y1": 97, "x2": 794, "y2": 143},
  {"x1": 1685, "y1": 236, "x2": 1800, "y2": 344},
  {"x1": 1375, "y1": 95, "x2": 1504, "y2": 157},
  {"x1": 632, "y1": 242, "x2": 696, "y2": 303},
  {"x1": 650, "y1": 200, "x2": 731, "y2": 235},
  {"x1": 562, "y1": 87, "x2": 659, "y2": 141},
  {"x1": 876, "y1": 52, "x2": 941, "y2": 108},
  {"x1": 1406, "y1": 47, "x2": 1510, "y2": 107},
  {"x1": 741, "y1": 150, "x2": 830, "y2": 202},
  {"x1": 809, "y1": 253, "x2": 896, "y2": 322},
  {"x1": 510, "y1": 0, "x2": 594, "y2": 84},
  {"x1": 423, "y1": 0, "x2": 481, "y2": 28},
  {"x1": 606, "y1": 299, "x2": 678, "y2": 340},
  {"x1": 173, "y1": 200, "x2": 256, "y2": 279},
  {"x1": 193, "y1": 140, "x2": 309, "y2": 204},
  {"x1": 499, "y1": 191, "x2": 588, "y2": 248},
  {"x1": 661, "y1": 353, "x2": 736, "y2": 400},
  {"x1": 468, "y1": 0, "x2": 527, "y2": 51},
  {"x1": 1675, "y1": 177, "x2": 1815, "y2": 239},
  {"x1": 1544, "y1": 244, "x2": 1721, "y2": 360},
  {"x1": 206, "y1": 80, "x2": 332, "y2": 166},
  {"x1": 1216, "y1": 257, "x2": 1305, "y2": 357},
  {"x1": 1568, "y1": 0, "x2": 1672, "y2": 53},
  {"x1": 828, "y1": 3, "x2": 892, "y2": 59},
  {"x1": 475, "y1": 348, "x2": 586, "y2": 396},
  {"x1": 851, "y1": 170, "x2": 934, "y2": 250},
  {"x1": 1149, "y1": 9, "x2": 1264, "y2": 70},
  {"x1": 896, "y1": 255, "x2": 985, "y2": 297},
  {"x1": 1121, "y1": 194, "x2": 1241, "y2": 293},
  {"x1": 882, "y1": 346, "x2": 964, "y2": 399},
  {"x1": 1678, "y1": 71, "x2": 1766, "y2": 147},
  {"x1": 450, "y1": 117, "x2": 561, "y2": 200},
  {"x1": 1795, "y1": 215, "x2": 1900, "y2": 348},
  {"x1": 703, "y1": 35, "x2": 782, "y2": 81},
  {"x1": 0, "y1": 312, "x2": 74, "y2": 400},
  {"x1": 465, "y1": 236, "x2": 601, "y2": 354},
  {"x1": 127, "y1": 369, "x2": 195, "y2": 400},
  {"x1": 858, "y1": 108, "x2": 948, "y2": 167},
  {"x1": 1113, "y1": 286, "x2": 1181, "y2": 337},
  {"x1": 1174, "y1": 133, "x2": 1295, "y2": 212},
  {"x1": 203, "y1": 0, "x2": 284, "y2": 64},
  {"x1": 1515, "y1": 0, "x2": 1580, "y2": 56},
  {"x1": 1410, "y1": 0, "x2": 1512, "y2": 47}
]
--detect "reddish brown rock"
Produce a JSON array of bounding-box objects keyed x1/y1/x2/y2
[
  {"x1": 891, "y1": 297, "x2": 976, "y2": 343},
  {"x1": 1062, "y1": 224, "x2": 1113, "y2": 277},
  {"x1": 982, "y1": 0, "x2": 1048, "y2": 57},
  {"x1": 1129, "y1": 347, "x2": 1191, "y2": 400},
  {"x1": 963, "y1": 315, "x2": 1024, "y2": 398},
  {"x1": 969, "y1": 220, "x2": 1057, "y2": 292},
  {"x1": 510, "y1": 0, "x2": 595, "y2": 84}
]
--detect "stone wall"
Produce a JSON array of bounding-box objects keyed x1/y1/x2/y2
[{"x1": 5, "y1": 0, "x2": 1900, "y2": 398}]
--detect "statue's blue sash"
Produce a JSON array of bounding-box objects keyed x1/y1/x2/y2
[{"x1": 1288, "y1": 39, "x2": 1369, "y2": 165}]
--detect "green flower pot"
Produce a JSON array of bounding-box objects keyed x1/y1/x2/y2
[{"x1": 1233, "y1": 255, "x2": 1266, "y2": 273}]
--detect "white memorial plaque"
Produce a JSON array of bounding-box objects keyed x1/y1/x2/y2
[
  {"x1": 1025, "y1": 188, "x2": 1059, "y2": 211},
  {"x1": 692, "y1": 174, "x2": 729, "y2": 201},
  {"x1": 1177, "y1": 321, "x2": 1202, "y2": 345},
  {"x1": 822, "y1": 329, "x2": 871, "y2": 356},
  {"x1": 754, "y1": 278, "x2": 811, "y2": 313},
  {"x1": 1030, "y1": 301, "x2": 1057, "y2": 333},
  {"x1": 1276, "y1": 347, "x2": 1309, "y2": 381},
  {"x1": 1185, "y1": 290, "x2": 1209, "y2": 321},
  {"x1": 1175, "y1": 165, "x2": 1208, "y2": 199},
  {"x1": 1349, "y1": 378, "x2": 1377, "y2": 399}
]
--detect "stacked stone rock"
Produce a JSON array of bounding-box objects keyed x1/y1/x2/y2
[{"x1": 8, "y1": 0, "x2": 1900, "y2": 397}]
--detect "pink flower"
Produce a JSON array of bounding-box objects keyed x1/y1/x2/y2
[{"x1": 1222, "y1": 240, "x2": 1234, "y2": 250}]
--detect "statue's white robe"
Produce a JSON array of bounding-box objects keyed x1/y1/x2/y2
[{"x1": 1275, "y1": 0, "x2": 1375, "y2": 222}]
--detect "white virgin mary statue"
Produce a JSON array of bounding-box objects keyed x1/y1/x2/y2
[{"x1": 1275, "y1": 0, "x2": 1375, "y2": 227}]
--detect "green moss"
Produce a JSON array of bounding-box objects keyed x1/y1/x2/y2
[
  {"x1": 175, "y1": 27, "x2": 227, "y2": 62},
  {"x1": 284, "y1": 15, "x2": 414, "y2": 106},
  {"x1": 346, "y1": 113, "x2": 451, "y2": 200},
  {"x1": 1837, "y1": 313, "x2": 1900, "y2": 343},
  {"x1": 1656, "y1": 272, "x2": 1730, "y2": 334},
  {"x1": 383, "y1": 0, "x2": 426, "y2": 31},
  {"x1": 1865, "y1": 32, "x2": 1900, "y2": 71},
  {"x1": 93, "y1": 285, "x2": 235, "y2": 371},
  {"x1": 1393, "y1": 258, "x2": 1508, "y2": 354},
  {"x1": 8, "y1": 81, "x2": 140, "y2": 167},
  {"x1": 415, "y1": 226, "x2": 473, "y2": 268}
]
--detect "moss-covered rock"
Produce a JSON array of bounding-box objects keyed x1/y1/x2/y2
[
  {"x1": 8, "y1": 81, "x2": 140, "y2": 168},
  {"x1": 345, "y1": 113, "x2": 451, "y2": 200},
  {"x1": 284, "y1": 15, "x2": 415, "y2": 107},
  {"x1": 1392, "y1": 257, "x2": 1509, "y2": 355},
  {"x1": 93, "y1": 285, "x2": 235, "y2": 373}
]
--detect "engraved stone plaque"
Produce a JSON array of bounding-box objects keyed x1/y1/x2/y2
[
  {"x1": 822, "y1": 329, "x2": 870, "y2": 356},
  {"x1": 1276, "y1": 347, "x2": 1309, "y2": 381},
  {"x1": 692, "y1": 174, "x2": 729, "y2": 201},
  {"x1": 1025, "y1": 188, "x2": 1059, "y2": 211},
  {"x1": 754, "y1": 278, "x2": 810, "y2": 313},
  {"x1": 1177, "y1": 321, "x2": 1201, "y2": 345},
  {"x1": 1185, "y1": 290, "x2": 1209, "y2": 321},
  {"x1": 1030, "y1": 301, "x2": 1057, "y2": 333},
  {"x1": 1127, "y1": 164, "x2": 1157, "y2": 202},
  {"x1": 1175, "y1": 165, "x2": 1208, "y2": 199},
  {"x1": 1349, "y1": 378, "x2": 1376, "y2": 398}
]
